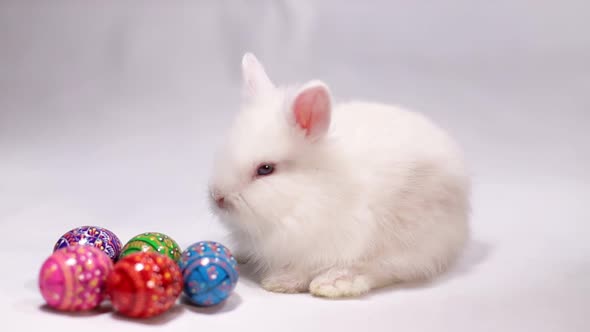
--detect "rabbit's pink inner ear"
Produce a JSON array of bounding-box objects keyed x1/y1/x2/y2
[{"x1": 293, "y1": 84, "x2": 331, "y2": 140}]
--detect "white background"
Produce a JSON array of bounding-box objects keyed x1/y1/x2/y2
[{"x1": 1, "y1": 1, "x2": 588, "y2": 331}]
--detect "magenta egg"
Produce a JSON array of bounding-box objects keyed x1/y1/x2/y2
[{"x1": 39, "y1": 245, "x2": 114, "y2": 311}]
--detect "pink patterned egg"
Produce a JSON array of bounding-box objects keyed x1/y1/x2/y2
[{"x1": 39, "y1": 245, "x2": 114, "y2": 311}]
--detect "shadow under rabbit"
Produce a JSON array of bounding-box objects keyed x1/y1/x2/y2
[
  {"x1": 365, "y1": 238, "x2": 494, "y2": 298},
  {"x1": 235, "y1": 238, "x2": 493, "y2": 299}
]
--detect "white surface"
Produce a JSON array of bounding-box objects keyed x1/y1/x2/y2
[{"x1": 1, "y1": 1, "x2": 589, "y2": 331}]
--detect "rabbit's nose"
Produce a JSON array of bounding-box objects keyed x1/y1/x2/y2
[
  {"x1": 211, "y1": 191, "x2": 225, "y2": 209},
  {"x1": 215, "y1": 196, "x2": 225, "y2": 209}
]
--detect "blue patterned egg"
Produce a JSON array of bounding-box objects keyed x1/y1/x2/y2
[{"x1": 179, "y1": 241, "x2": 239, "y2": 306}]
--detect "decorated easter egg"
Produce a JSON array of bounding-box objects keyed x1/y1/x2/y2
[
  {"x1": 53, "y1": 225, "x2": 122, "y2": 262},
  {"x1": 119, "y1": 232, "x2": 181, "y2": 262},
  {"x1": 39, "y1": 245, "x2": 114, "y2": 311},
  {"x1": 106, "y1": 251, "x2": 183, "y2": 318},
  {"x1": 179, "y1": 241, "x2": 239, "y2": 307}
]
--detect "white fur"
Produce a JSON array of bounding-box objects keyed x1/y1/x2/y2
[{"x1": 208, "y1": 53, "x2": 471, "y2": 298}]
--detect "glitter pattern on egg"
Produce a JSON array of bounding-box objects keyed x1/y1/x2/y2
[
  {"x1": 53, "y1": 226, "x2": 122, "y2": 262},
  {"x1": 119, "y1": 232, "x2": 182, "y2": 262},
  {"x1": 39, "y1": 245, "x2": 114, "y2": 311},
  {"x1": 106, "y1": 251, "x2": 183, "y2": 319},
  {"x1": 179, "y1": 241, "x2": 239, "y2": 307}
]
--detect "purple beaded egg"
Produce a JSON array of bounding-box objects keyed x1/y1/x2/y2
[
  {"x1": 39, "y1": 245, "x2": 114, "y2": 311},
  {"x1": 53, "y1": 226, "x2": 122, "y2": 262}
]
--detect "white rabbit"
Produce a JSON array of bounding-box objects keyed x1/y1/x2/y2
[{"x1": 207, "y1": 52, "x2": 471, "y2": 298}]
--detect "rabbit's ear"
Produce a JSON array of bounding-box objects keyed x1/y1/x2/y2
[
  {"x1": 241, "y1": 52, "x2": 275, "y2": 98},
  {"x1": 290, "y1": 80, "x2": 332, "y2": 142}
]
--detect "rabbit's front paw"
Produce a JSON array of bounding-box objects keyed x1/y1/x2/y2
[
  {"x1": 234, "y1": 254, "x2": 249, "y2": 264},
  {"x1": 261, "y1": 273, "x2": 309, "y2": 294},
  {"x1": 310, "y1": 268, "x2": 370, "y2": 298}
]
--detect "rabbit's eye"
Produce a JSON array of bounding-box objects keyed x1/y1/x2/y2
[{"x1": 257, "y1": 163, "x2": 275, "y2": 176}]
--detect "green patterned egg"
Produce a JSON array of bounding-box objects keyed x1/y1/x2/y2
[{"x1": 119, "y1": 232, "x2": 182, "y2": 262}]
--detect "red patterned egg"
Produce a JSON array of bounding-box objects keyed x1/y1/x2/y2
[
  {"x1": 106, "y1": 251, "x2": 183, "y2": 318},
  {"x1": 38, "y1": 245, "x2": 114, "y2": 311}
]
